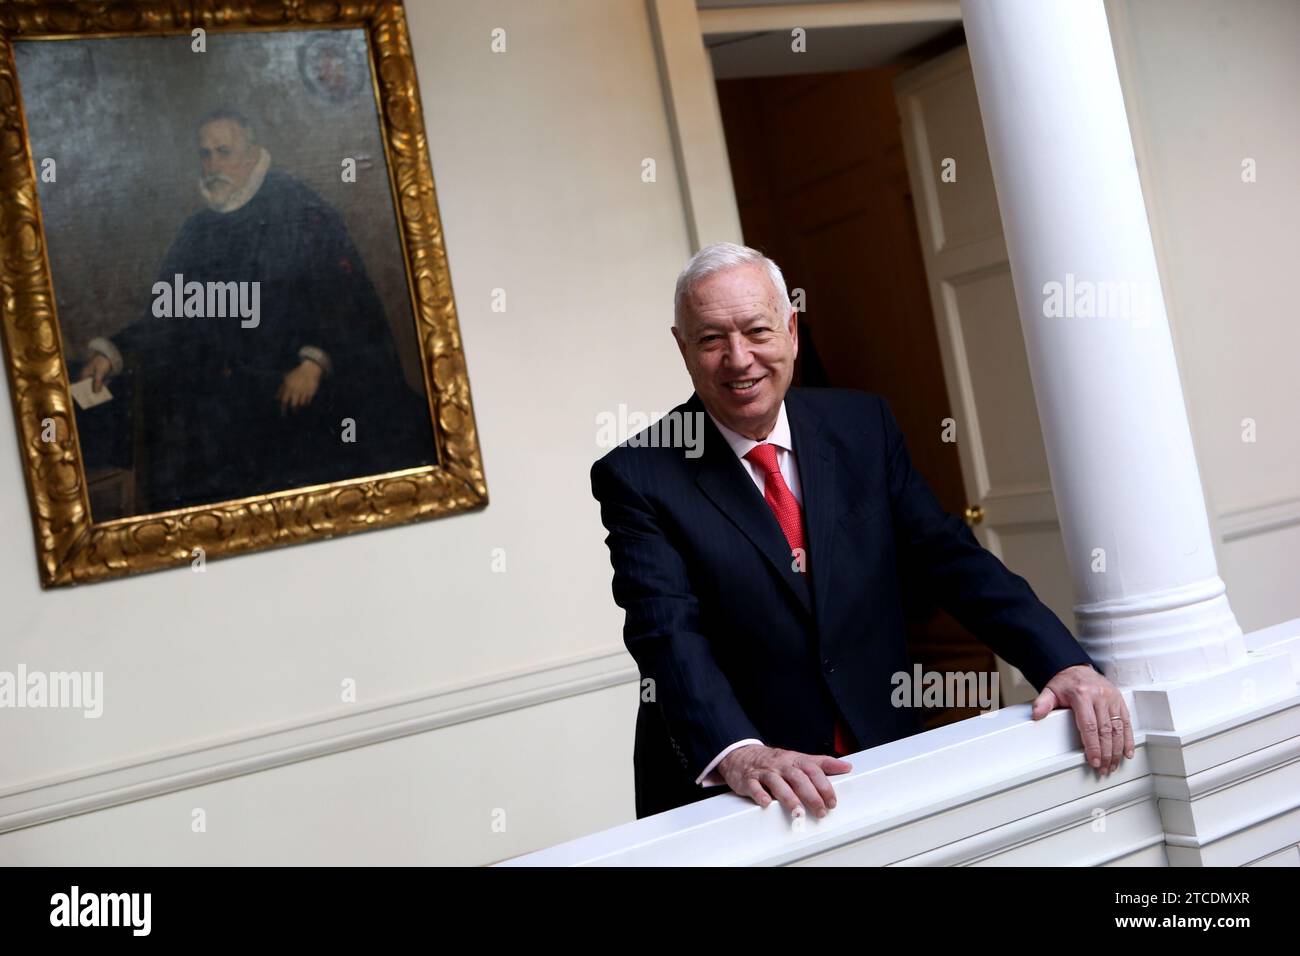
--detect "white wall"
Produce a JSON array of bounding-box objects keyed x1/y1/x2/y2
[
  {"x1": 1109, "y1": 0, "x2": 1300, "y2": 633},
  {"x1": 0, "y1": 0, "x2": 700, "y2": 865},
  {"x1": 0, "y1": 681, "x2": 638, "y2": 866}
]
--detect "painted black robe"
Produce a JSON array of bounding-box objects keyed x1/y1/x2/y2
[{"x1": 111, "y1": 169, "x2": 434, "y2": 512}]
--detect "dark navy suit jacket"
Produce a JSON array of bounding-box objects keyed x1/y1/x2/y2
[{"x1": 591, "y1": 387, "x2": 1094, "y2": 819}]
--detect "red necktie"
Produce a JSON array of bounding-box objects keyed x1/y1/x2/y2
[
  {"x1": 744, "y1": 443, "x2": 855, "y2": 757},
  {"x1": 744, "y1": 443, "x2": 804, "y2": 554}
]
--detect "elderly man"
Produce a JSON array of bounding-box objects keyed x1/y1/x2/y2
[
  {"x1": 591, "y1": 242, "x2": 1134, "y2": 820},
  {"x1": 79, "y1": 108, "x2": 429, "y2": 513}
]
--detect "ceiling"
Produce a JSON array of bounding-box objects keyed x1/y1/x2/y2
[
  {"x1": 706, "y1": 21, "x2": 958, "y2": 79},
  {"x1": 698, "y1": 0, "x2": 870, "y2": 8},
  {"x1": 697, "y1": 1, "x2": 961, "y2": 79}
]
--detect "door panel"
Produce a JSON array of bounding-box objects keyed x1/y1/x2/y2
[
  {"x1": 896, "y1": 47, "x2": 1074, "y2": 705},
  {"x1": 948, "y1": 267, "x2": 1052, "y2": 494},
  {"x1": 910, "y1": 68, "x2": 1002, "y2": 250}
]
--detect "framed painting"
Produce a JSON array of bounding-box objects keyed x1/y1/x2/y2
[{"x1": 0, "y1": 0, "x2": 486, "y2": 587}]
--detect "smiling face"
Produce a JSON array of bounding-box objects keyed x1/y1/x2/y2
[{"x1": 672, "y1": 263, "x2": 798, "y2": 441}]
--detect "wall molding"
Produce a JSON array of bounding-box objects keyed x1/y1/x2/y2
[
  {"x1": 1217, "y1": 495, "x2": 1300, "y2": 543},
  {"x1": 0, "y1": 649, "x2": 638, "y2": 834},
  {"x1": 1108, "y1": 0, "x2": 1299, "y2": 563}
]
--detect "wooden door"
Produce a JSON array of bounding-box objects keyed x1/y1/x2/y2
[{"x1": 895, "y1": 47, "x2": 1076, "y2": 704}]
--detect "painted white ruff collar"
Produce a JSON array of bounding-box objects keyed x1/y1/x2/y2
[{"x1": 199, "y1": 146, "x2": 271, "y2": 213}]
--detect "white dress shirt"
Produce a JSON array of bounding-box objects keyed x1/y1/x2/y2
[{"x1": 693, "y1": 401, "x2": 801, "y2": 787}]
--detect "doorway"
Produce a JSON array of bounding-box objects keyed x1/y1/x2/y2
[{"x1": 704, "y1": 15, "x2": 1067, "y2": 720}]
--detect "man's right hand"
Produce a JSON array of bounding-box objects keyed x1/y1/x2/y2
[
  {"x1": 80, "y1": 353, "x2": 113, "y2": 393},
  {"x1": 718, "y1": 745, "x2": 852, "y2": 819}
]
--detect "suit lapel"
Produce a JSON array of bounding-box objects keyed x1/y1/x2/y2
[
  {"x1": 692, "y1": 394, "x2": 813, "y2": 617},
  {"x1": 786, "y1": 390, "x2": 837, "y2": 627}
]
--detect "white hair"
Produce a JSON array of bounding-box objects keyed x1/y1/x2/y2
[{"x1": 673, "y1": 242, "x2": 791, "y2": 332}]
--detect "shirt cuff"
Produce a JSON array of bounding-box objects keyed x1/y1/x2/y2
[
  {"x1": 695, "y1": 738, "x2": 764, "y2": 787},
  {"x1": 87, "y1": 336, "x2": 123, "y2": 376},
  {"x1": 297, "y1": 345, "x2": 333, "y2": 375}
]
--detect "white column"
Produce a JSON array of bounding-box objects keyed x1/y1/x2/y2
[{"x1": 958, "y1": 0, "x2": 1287, "y2": 724}]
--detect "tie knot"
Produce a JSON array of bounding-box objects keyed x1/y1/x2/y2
[{"x1": 744, "y1": 443, "x2": 781, "y2": 475}]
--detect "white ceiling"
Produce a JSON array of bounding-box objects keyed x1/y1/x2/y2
[
  {"x1": 698, "y1": 0, "x2": 868, "y2": 7},
  {"x1": 706, "y1": 20, "x2": 958, "y2": 79}
]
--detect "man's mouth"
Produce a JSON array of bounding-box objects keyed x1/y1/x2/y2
[{"x1": 724, "y1": 377, "x2": 763, "y2": 393}]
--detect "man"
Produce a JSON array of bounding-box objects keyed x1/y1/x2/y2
[
  {"x1": 79, "y1": 108, "x2": 430, "y2": 513},
  {"x1": 591, "y1": 242, "x2": 1135, "y2": 820}
]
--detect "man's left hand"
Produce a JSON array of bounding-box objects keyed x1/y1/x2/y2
[
  {"x1": 277, "y1": 360, "x2": 323, "y2": 414},
  {"x1": 1031, "y1": 664, "x2": 1135, "y2": 776}
]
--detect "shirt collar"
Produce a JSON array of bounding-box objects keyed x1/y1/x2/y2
[
  {"x1": 705, "y1": 400, "x2": 793, "y2": 462},
  {"x1": 200, "y1": 145, "x2": 271, "y2": 214}
]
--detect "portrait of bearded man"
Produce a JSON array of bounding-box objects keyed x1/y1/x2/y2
[{"x1": 78, "y1": 107, "x2": 434, "y2": 514}]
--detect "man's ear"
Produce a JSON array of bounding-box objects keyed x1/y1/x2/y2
[
  {"x1": 671, "y1": 324, "x2": 687, "y2": 362},
  {"x1": 788, "y1": 309, "x2": 798, "y2": 360}
]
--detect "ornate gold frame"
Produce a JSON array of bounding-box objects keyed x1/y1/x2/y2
[{"x1": 0, "y1": 1, "x2": 487, "y2": 587}]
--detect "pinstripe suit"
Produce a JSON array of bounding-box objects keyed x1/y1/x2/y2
[{"x1": 592, "y1": 387, "x2": 1094, "y2": 818}]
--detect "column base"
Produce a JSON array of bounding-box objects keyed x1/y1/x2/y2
[{"x1": 1076, "y1": 577, "x2": 1246, "y2": 687}]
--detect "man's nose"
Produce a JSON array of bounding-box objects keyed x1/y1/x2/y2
[{"x1": 721, "y1": 336, "x2": 751, "y2": 368}]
